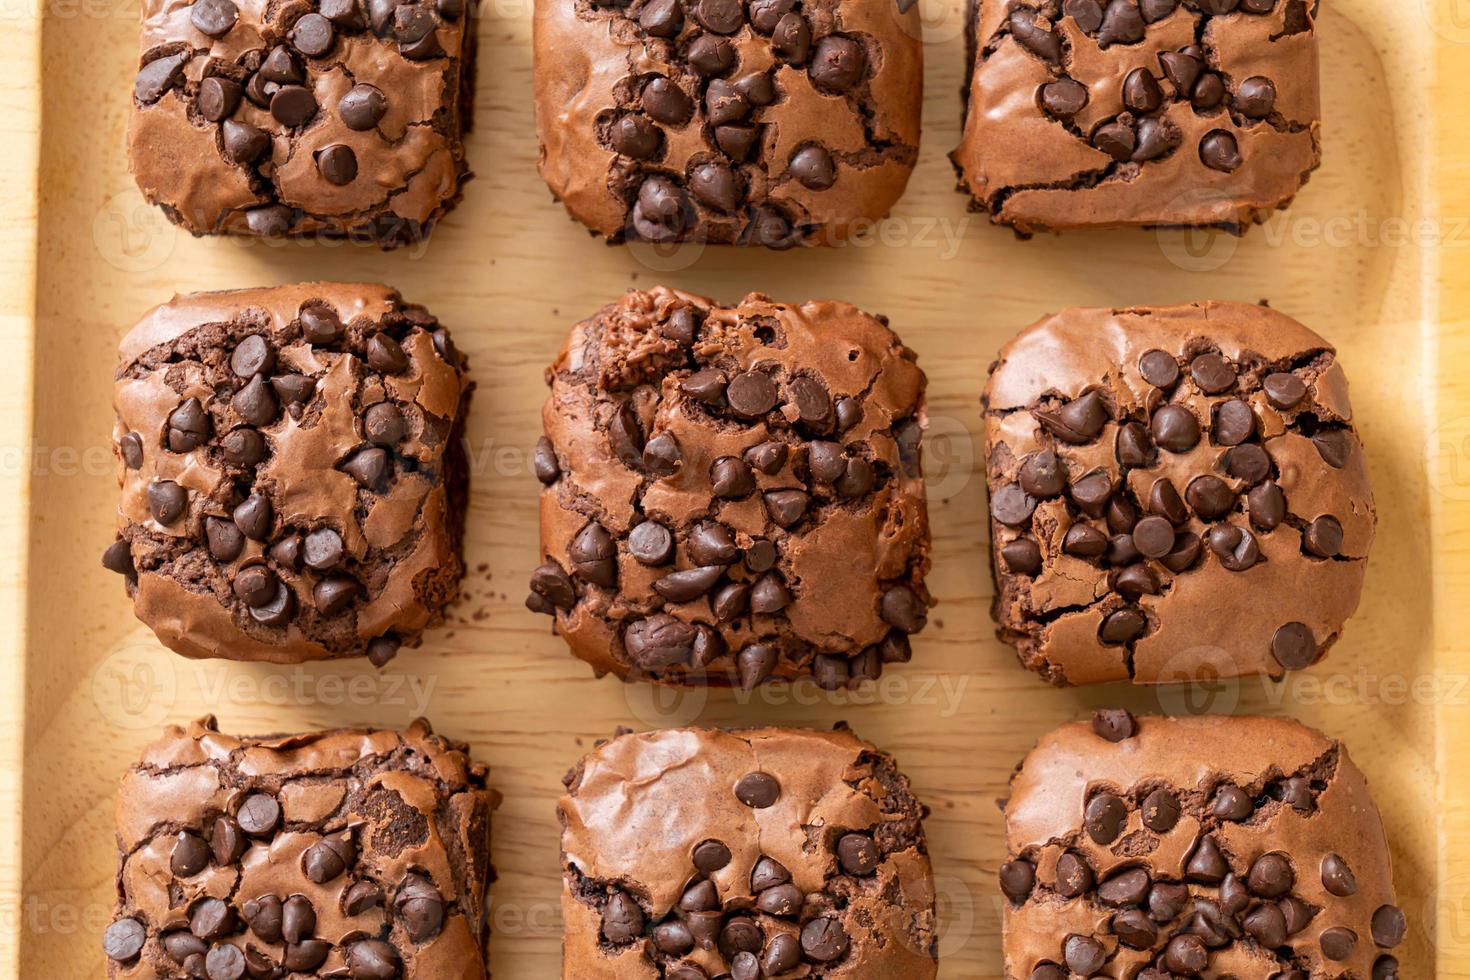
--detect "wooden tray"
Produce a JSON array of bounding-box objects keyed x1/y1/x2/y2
[{"x1": 3, "y1": 0, "x2": 1468, "y2": 975}]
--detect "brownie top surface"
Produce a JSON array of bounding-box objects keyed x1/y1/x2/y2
[{"x1": 532, "y1": 286, "x2": 931, "y2": 686}]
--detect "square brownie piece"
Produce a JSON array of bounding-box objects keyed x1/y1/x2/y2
[
  {"x1": 533, "y1": 0, "x2": 922, "y2": 247},
  {"x1": 127, "y1": 0, "x2": 476, "y2": 247},
  {"x1": 559, "y1": 726, "x2": 939, "y2": 978},
  {"x1": 102, "y1": 717, "x2": 496, "y2": 979},
  {"x1": 1000, "y1": 713, "x2": 1408, "y2": 978},
  {"x1": 526, "y1": 288, "x2": 931, "y2": 689},
  {"x1": 953, "y1": 0, "x2": 1321, "y2": 233},
  {"x1": 101, "y1": 283, "x2": 473, "y2": 665},
  {"x1": 982, "y1": 301, "x2": 1373, "y2": 686}
]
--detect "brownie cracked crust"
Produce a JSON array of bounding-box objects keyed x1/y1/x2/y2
[
  {"x1": 102, "y1": 283, "x2": 473, "y2": 665},
  {"x1": 102, "y1": 716, "x2": 497, "y2": 979},
  {"x1": 952, "y1": 0, "x2": 1321, "y2": 234},
  {"x1": 527, "y1": 288, "x2": 931, "y2": 689},
  {"x1": 982, "y1": 302, "x2": 1373, "y2": 686},
  {"x1": 559, "y1": 726, "x2": 939, "y2": 978},
  {"x1": 532, "y1": 0, "x2": 922, "y2": 247},
  {"x1": 127, "y1": 0, "x2": 477, "y2": 247},
  {"x1": 1000, "y1": 713, "x2": 1407, "y2": 979}
]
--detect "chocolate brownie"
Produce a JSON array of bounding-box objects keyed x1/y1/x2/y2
[
  {"x1": 102, "y1": 716, "x2": 496, "y2": 979},
  {"x1": 559, "y1": 726, "x2": 939, "y2": 978},
  {"x1": 532, "y1": 0, "x2": 922, "y2": 247},
  {"x1": 101, "y1": 283, "x2": 473, "y2": 665},
  {"x1": 982, "y1": 302, "x2": 1373, "y2": 686},
  {"x1": 952, "y1": 0, "x2": 1321, "y2": 234},
  {"x1": 127, "y1": 0, "x2": 477, "y2": 247},
  {"x1": 527, "y1": 288, "x2": 931, "y2": 689},
  {"x1": 1000, "y1": 713, "x2": 1408, "y2": 979}
]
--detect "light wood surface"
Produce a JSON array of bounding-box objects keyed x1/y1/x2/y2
[{"x1": 3, "y1": 1, "x2": 1469, "y2": 976}]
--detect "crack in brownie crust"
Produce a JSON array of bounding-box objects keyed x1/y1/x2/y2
[
  {"x1": 533, "y1": 0, "x2": 922, "y2": 247},
  {"x1": 527, "y1": 287, "x2": 931, "y2": 689},
  {"x1": 951, "y1": 0, "x2": 1321, "y2": 234},
  {"x1": 102, "y1": 283, "x2": 473, "y2": 665},
  {"x1": 102, "y1": 717, "x2": 497, "y2": 979},
  {"x1": 127, "y1": 0, "x2": 477, "y2": 247},
  {"x1": 558, "y1": 726, "x2": 939, "y2": 978},
  {"x1": 981, "y1": 302, "x2": 1374, "y2": 686},
  {"x1": 999, "y1": 713, "x2": 1407, "y2": 979}
]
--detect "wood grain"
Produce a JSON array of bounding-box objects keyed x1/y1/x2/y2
[{"x1": 3, "y1": 0, "x2": 1468, "y2": 976}]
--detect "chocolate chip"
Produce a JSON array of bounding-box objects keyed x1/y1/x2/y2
[
  {"x1": 1321, "y1": 926, "x2": 1358, "y2": 961},
  {"x1": 302, "y1": 835, "x2": 354, "y2": 883},
  {"x1": 1065, "y1": 0, "x2": 1102, "y2": 30},
  {"x1": 1304, "y1": 515, "x2": 1344, "y2": 557},
  {"x1": 232, "y1": 494, "x2": 272, "y2": 541},
  {"x1": 788, "y1": 143, "x2": 838, "y2": 190},
  {"x1": 1207, "y1": 523, "x2": 1259, "y2": 571},
  {"x1": 1100, "y1": 607, "x2": 1146, "y2": 644},
  {"x1": 1265, "y1": 621, "x2": 1316, "y2": 670},
  {"x1": 197, "y1": 76, "x2": 243, "y2": 123},
  {"x1": 281, "y1": 894, "x2": 316, "y2": 944},
  {"x1": 727, "y1": 370, "x2": 779, "y2": 417},
  {"x1": 570, "y1": 522, "x2": 618, "y2": 586},
  {"x1": 313, "y1": 574, "x2": 359, "y2": 614},
  {"x1": 689, "y1": 161, "x2": 742, "y2": 212},
  {"x1": 1138, "y1": 349, "x2": 1179, "y2": 388},
  {"x1": 1151, "y1": 404, "x2": 1200, "y2": 451},
  {"x1": 1159, "y1": 48, "x2": 1202, "y2": 96},
  {"x1": 1055, "y1": 852, "x2": 1094, "y2": 898},
  {"x1": 1139, "y1": 788, "x2": 1179, "y2": 832},
  {"x1": 1312, "y1": 429, "x2": 1354, "y2": 468},
  {"x1": 1041, "y1": 78, "x2": 1089, "y2": 118},
  {"x1": 624, "y1": 615, "x2": 697, "y2": 668},
  {"x1": 1243, "y1": 852, "x2": 1293, "y2": 898},
  {"x1": 1163, "y1": 934, "x2": 1208, "y2": 974},
  {"x1": 687, "y1": 35, "x2": 735, "y2": 76},
  {"x1": 1320, "y1": 852, "x2": 1357, "y2": 896},
  {"x1": 1140, "y1": 0, "x2": 1176, "y2": 19},
  {"x1": 1235, "y1": 75, "x2": 1276, "y2": 117},
  {"x1": 771, "y1": 12, "x2": 812, "y2": 62},
  {"x1": 1085, "y1": 793, "x2": 1128, "y2": 844},
  {"x1": 533, "y1": 437, "x2": 562, "y2": 485},
  {"x1": 1008, "y1": 8, "x2": 1060, "y2": 61},
  {"x1": 232, "y1": 374, "x2": 279, "y2": 426},
  {"x1": 880, "y1": 585, "x2": 926, "y2": 634},
  {"x1": 1193, "y1": 72, "x2": 1227, "y2": 108},
  {"x1": 1224, "y1": 443, "x2": 1272, "y2": 483},
  {"x1": 170, "y1": 830, "x2": 211, "y2": 877},
  {"x1": 1264, "y1": 371, "x2": 1308, "y2": 409},
  {"x1": 1063, "y1": 523, "x2": 1108, "y2": 559},
  {"x1": 638, "y1": 0, "x2": 682, "y2": 34},
  {"x1": 762, "y1": 489, "x2": 809, "y2": 529},
  {"x1": 367, "y1": 333, "x2": 409, "y2": 373},
  {"x1": 1098, "y1": 867, "x2": 1150, "y2": 907},
  {"x1": 345, "y1": 939, "x2": 400, "y2": 979},
  {"x1": 394, "y1": 874, "x2": 445, "y2": 941},
  {"x1": 623, "y1": 522, "x2": 672, "y2": 566},
  {"x1": 800, "y1": 918, "x2": 848, "y2": 963},
  {"x1": 191, "y1": 897, "x2": 237, "y2": 942},
  {"x1": 1184, "y1": 475, "x2": 1234, "y2": 520},
  {"x1": 1186, "y1": 835, "x2": 1229, "y2": 884},
  {"x1": 996, "y1": 859, "x2": 1036, "y2": 907},
  {"x1": 343, "y1": 447, "x2": 388, "y2": 488},
  {"x1": 1064, "y1": 934, "x2": 1105, "y2": 974},
  {"x1": 337, "y1": 84, "x2": 389, "y2": 132},
  {"x1": 693, "y1": 840, "x2": 732, "y2": 873},
  {"x1": 654, "y1": 565, "x2": 725, "y2": 603},
  {"x1": 233, "y1": 792, "x2": 280, "y2": 836},
  {"x1": 1213, "y1": 399, "x2": 1256, "y2": 446},
  {"x1": 1201, "y1": 130, "x2": 1243, "y2": 171},
  {"x1": 1001, "y1": 537, "x2": 1042, "y2": 576},
  {"x1": 285, "y1": 940, "x2": 332, "y2": 972},
  {"x1": 292, "y1": 11, "x2": 335, "y2": 55},
  {"x1": 1092, "y1": 708, "x2": 1136, "y2": 742},
  {"x1": 1097, "y1": 0, "x2": 1144, "y2": 45},
  {"x1": 103, "y1": 918, "x2": 147, "y2": 962},
  {"x1": 1191, "y1": 353, "x2": 1236, "y2": 394},
  {"x1": 316, "y1": 143, "x2": 358, "y2": 184},
  {"x1": 270, "y1": 85, "x2": 318, "y2": 126},
  {"x1": 735, "y1": 771, "x2": 780, "y2": 807},
  {"x1": 1123, "y1": 68, "x2": 1164, "y2": 112},
  {"x1": 642, "y1": 77, "x2": 693, "y2": 125},
  {"x1": 272, "y1": 376, "x2": 315, "y2": 408},
  {"x1": 809, "y1": 34, "x2": 866, "y2": 92},
  {"x1": 1132, "y1": 516, "x2": 1175, "y2": 558},
  {"x1": 148, "y1": 480, "x2": 189, "y2": 525},
  {"x1": 748, "y1": 0, "x2": 792, "y2": 30},
  {"x1": 168, "y1": 397, "x2": 212, "y2": 452},
  {"x1": 191, "y1": 0, "x2": 238, "y2": 35},
  {"x1": 1372, "y1": 905, "x2": 1406, "y2": 948},
  {"x1": 991, "y1": 484, "x2": 1037, "y2": 527},
  {"x1": 244, "y1": 205, "x2": 295, "y2": 236}
]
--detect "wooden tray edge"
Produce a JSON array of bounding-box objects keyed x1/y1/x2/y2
[
  {"x1": 1431, "y1": 26, "x2": 1470, "y2": 975},
  {"x1": 0, "y1": 10, "x2": 41, "y2": 980}
]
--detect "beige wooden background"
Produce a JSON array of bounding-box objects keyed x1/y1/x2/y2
[{"x1": 4, "y1": 0, "x2": 1470, "y2": 976}]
